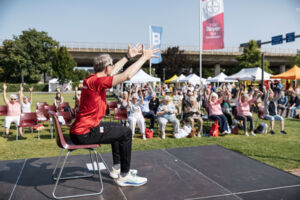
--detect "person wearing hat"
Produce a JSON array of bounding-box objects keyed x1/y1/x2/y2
[
  {"x1": 70, "y1": 43, "x2": 159, "y2": 187},
  {"x1": 3, "y1": 83, "x2": 24, "y2": 138},
  {"x1": 157, "y1": 95, "x2": 180, "y2": 139},
  {"x1": 127, "y1": 91, "x2": 146, "y2": 140}
]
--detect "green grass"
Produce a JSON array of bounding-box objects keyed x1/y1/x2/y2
[{"x1": 0, "y1": 92, "x2": 299, "y2": 172}]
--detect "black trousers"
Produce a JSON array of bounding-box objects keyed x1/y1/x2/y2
[
  {"x1": 235, "y1": 115, "x2": 254, "y2": 131},
  {"x1": 70, "y1": 122, "x2": 132, "y2": 173},
  {"x1": 143, "y1": 111, "x2": 155, "y2": 129}
]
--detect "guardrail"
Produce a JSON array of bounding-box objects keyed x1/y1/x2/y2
[{"x1": 0, "y1": 39, "x2": 298, "y2": 56}]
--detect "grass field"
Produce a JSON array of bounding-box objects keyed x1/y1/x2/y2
[{"x1": 0, "y1": 92, "x2": 299, "y2": 172}]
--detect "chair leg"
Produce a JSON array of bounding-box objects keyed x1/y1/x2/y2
[
  {"x1": 52, "y1": 149, "x2": 65, "y2": 180},
  {"x1": 16, "y1": 127, "x2": 18, "y2": 141},
  {"x1": 52, "y1": 149, "x2": 105, "y2": 199},
  {"x1": 38, "y1": 128, "x2": 40, "y2": 140}
]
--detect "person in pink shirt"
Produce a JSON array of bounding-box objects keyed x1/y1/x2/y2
[
  {"x1": 236, "y1": 88, "x2": 263, "y2": 136},
  {"x1": 3, "y1": 83, "x2": 23, "y2": 138},
  {"x1": 208, "y1": 90, "x2": 230, "y2": 134}
]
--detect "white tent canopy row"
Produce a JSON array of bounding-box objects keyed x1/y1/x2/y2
[
  {"x1": 225, "y1": 67, "x2": 273, "y2": 81},
  {"x1": 207, "y1": 72, "x2": 237, "y2": 83},
  {"x1": 171, "y1": 74, "x2": 186, "y2": 82},
  {"x1": 124, "y1": 69, "x2": 161, "y2": 83},
  {"x1": 48, "y1": 78, "x2": 72, "y2": 92},
  {"x1": 177, "y1": 73, "x2": 206, "y2": 84}
]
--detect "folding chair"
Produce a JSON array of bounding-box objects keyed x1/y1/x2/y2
[
  {"x1": 57, "y1": 102, "x2": 70, "y2": 112},
  {"x1": 49, "y1": 111, "x2": 108, "y2": 199},
  {"x1": 113, "y1": 108, "x2": 128, "y2": 122},
  {"x1": 36, "y1": 102, "x2": 48, "y2": 110},
  {"x1": 0, "y1": 105, "x2": 8, "y2": 135},
  {"x1": 107, "y1": 101, "x2": 118, "y2": 121},
  {"x1": 18, "y1": 112, "x2": 39, "y2": 141},
  {"x1": 56, "y1": 111, "x2": 73, "y2": 126}
]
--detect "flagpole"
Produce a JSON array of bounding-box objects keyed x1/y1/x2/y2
[
  {"x1": 149, "y1": 25, "x2": 152, "y2": 76},
  {"x1": 199, "y1": 0, "x2": 203, "y2": 86}
]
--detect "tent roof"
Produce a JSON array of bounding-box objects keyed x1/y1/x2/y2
[
  {"x1": 124, "y1": 69, "x2": 161, "y2": 83},
  {"x1": 165, "y1": 75, "x2": 178, "y2": 83},
  {"x1": 225, "y1": 67, "x2": 273, "y2": 81},
  {"x1": 270, "y1": 65, "x2": 300, "y2": 80},
  {"x1": 178, "y1": 73, "x2": 206, "y2": 84},
  {"x1": 172, "y1": 74, "x2": 186, "y2": 82},
  {"x1": 207, "y1": 72, "x2": 237, "y2": 82}
]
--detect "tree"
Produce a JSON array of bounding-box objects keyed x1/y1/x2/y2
[
  {"x1": 236, "y1": 40, "x2": 271, "y2": 73},
  {"x1": 293, "y1": 51, "x2": 300, "y2": 66},
  {"x1": 0, "y1": 29, "x2": 58, "y2": 83},
  {"x1": 154, "y1": 46, "x2": 193, "y2": 79},
  {"x1": 72, "y1": 69, "x2": 90, "y2": 83},
  {"x1": 52, "y1": 46, "x2": 77, "y2": 84}
]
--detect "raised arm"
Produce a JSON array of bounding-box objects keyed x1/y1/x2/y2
[
  {"x1": 112, "y1": 45, "x2": 159, "y2": 86},
  {"x1": 138, "y1": 89, "x2": 144, "y2": 105},
  {"x1": 18, "y1": 84, "x2": 23, "y2": 104},
  {"x1": 111, "y1": 43, "x2": 142, "y2": 76},
  {"x1": 29, "y1": 87, "x2": 33, "y2": 103},
  {"x1": 2, "y1": 83, "x2": 9, "y2": 105}
]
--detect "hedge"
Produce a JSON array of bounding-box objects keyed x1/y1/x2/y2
[{"x1": 0, "y1": 83, "x2": 48, "y2": 92}]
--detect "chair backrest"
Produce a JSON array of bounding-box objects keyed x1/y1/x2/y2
[
  {"x1": 19, "y1": 112, "x2": 38, "y2": 127},
  {"x1": 258, "y1": 107, "x2": 264, "y2": 119},
  {"x1": 44, "y1": 105, "x2": 57, "y2": 112},
  {"x1": 113, "y1": 108, "x2": 128, "y2": 121},
  {"x1": 0, "y1": 105, "x2": 8, "y2": 116},
  {"x1": 36, "y1": 107, "x2": 50, "y2": 121},
  {"x1": 56, "y1": 111, "x2": 72, "y2": 125},
  {"x1": 107, "y1": 101, "x2": 118, "y2": 111},
  {"x1": 57, "y1": 102, "x2": 70, "y2": 112},
  {"x1": 36, "y1": 102, "x2": 48, "y2": 110},
  {"x1": 49, "y1": 111, "x2": 68, "y2": 149}
]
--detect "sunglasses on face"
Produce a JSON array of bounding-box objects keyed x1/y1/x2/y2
[{"x1": 11, "y1": 99, "x2": 16, "y2": 100}]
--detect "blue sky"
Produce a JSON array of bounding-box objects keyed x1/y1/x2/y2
[{"x1": 0, "y1": 0, "x2": 300, "y2": 49}]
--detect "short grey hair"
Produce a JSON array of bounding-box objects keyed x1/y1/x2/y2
[{"x1": 93, "y1": 54, "x2": 113, "y2": 73}]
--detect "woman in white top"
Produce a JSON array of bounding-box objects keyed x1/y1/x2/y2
[
  {"x1": 21, "y1": 87, "x2": 33, "y2": 113},
  {"x1": 127, "y1": 90, "x2": 146, "y2": 140}
]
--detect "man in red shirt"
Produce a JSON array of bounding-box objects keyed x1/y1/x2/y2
[{"x1": 70, "y1": 44, "x2": 159, "y2": 187}]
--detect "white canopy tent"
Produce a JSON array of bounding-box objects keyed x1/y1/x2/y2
[
  {"x1": 124, "y1": 69, "x2": 161, "y2": 83},
  {"x1": 48, "y1": 78, "x2": 72, "y2": 92},
  {"x1": 178, "y1": 73, "x2": 206, "y2": 84},
  {"x1": 171, "y1": 74, "x2": 186, "y2": 82},
  {"x1": 207, "y1": 72, "x2": 237, "y2": 82},
  {"x1": 225, "y1": 67, "x2": 273, "y2": 81}
]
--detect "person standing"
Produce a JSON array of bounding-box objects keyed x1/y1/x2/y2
[
  {"x1": 70, "y1": 44, "x2": 159, "y2": 187},
  {"x1": 21, "y1": 87, "x2": 34, "y2": 113}
]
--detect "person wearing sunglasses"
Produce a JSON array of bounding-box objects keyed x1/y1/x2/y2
[{"x1": 3, "y1": 83, "x2": 24, "y2": 138}]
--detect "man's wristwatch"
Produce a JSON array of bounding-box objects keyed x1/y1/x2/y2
[{"x1": 125, "y1": 54, "x2": 131, "y2": 61}]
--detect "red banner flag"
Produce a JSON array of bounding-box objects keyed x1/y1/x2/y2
[{"x1": 202, "y1": 0, "x2": 224, "y2": 50}]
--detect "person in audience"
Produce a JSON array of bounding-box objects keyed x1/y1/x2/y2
[
  {"x1": 70, "y1": 44, "x2": 159, "y2": 187},
  {"x1": 54, "y1": 92, "x2": 64, "y2": 108},
  {"x1": 277, "y1": 91, "x2": 288, "y2": 116},
  {"x1": 127, "y1": 91, "x2": 146, "y2": 140},
  {"x1": 172, "y1": 89, "x2": 182, "y2": 116},
  {"x1": 140, "y1": 83, "x2": 156, "y2": 132},
  {"x1": 236, "y1": 88, "x2": 262, "y2": 136},
  {"x1": 208, "y1": 91, "x2": 230, "y2": 135},
  {"x1": 285, "y1": 91, "x2": 300, "y2": 118},
  {"x1": 21, "y1": 87, "x2": 33, "y2": 113},
  {"x1": 74, "y1": 86, "x2": 81, "y2": 115},
  {"x1": 184, "y1": 96, "x2": 202, "y2": 137},
  {"x1": 149, "y1": 93, "x2": 160, "y2": 114},
  {"x1": 157, "y1": 96, "x2": 180, "y2": 139},
  {"x1": 118, "y1": 91, "x2": 129, "y2": 109},
  {"x1": 3, "y1": 84, "x2": 24, "y2": 138},
  {"x1": 263, "y1": 86, "x2": 287, "y2": 134}
]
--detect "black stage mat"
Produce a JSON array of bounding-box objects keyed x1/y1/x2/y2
[{"x1": 1, "y1": 145, "x2": 300, "y2": 200}]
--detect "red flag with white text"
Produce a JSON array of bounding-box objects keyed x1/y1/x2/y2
[{"x1": 202, "y1": 0, "x2": 224, "y2": 50}]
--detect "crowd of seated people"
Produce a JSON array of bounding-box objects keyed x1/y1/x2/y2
[{"x1": 116, "y1": 80, "x2": 300, "y2": 139}]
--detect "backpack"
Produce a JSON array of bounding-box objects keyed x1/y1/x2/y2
[
  {"x1": 254, "y1": 122, "x2": 268, "y2": 134},
  {"x1": 209, "y1": 120, "x2": 219, "y2": 137}
]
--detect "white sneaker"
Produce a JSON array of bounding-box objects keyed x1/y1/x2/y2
[
  {"x1": 142, "y1": 134, "x2": 147, "y2": 140},
  {"x1": 250, "y1": 132, "x2": 256, "y2": 136},
  {"x1": 115, "y1": 172, "x2": 147, "y2": 187},
  {"x1": 245, "y1": 132, "x2": 249, "y2": 136},
  {"x1": 109, "y1": 167, "x2": 138, "y2": 179},
  {"x1": 161, "y1": 133, "x2": 166, "y2": 139},
  {"x1": 197, "y1": 133, "x2": 201, "y2": 137}
]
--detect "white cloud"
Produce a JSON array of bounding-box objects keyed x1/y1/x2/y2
[{"x1": 296, "y1": 8, "x2": 300, "y2": 12}]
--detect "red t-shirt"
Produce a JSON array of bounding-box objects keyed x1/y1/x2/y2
[{"x1": 70, "y1": 74, "x2": 113, "y2": 135}]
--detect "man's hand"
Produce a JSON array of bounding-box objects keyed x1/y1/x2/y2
[
  {"x1": 141, "y1": 45, "x2": 160, "y2": 60},
  {"x1": 128, "y1": 43, "x2": 142, "y2": 58},
  {"x1": 29, "y1": 87, "x2": 34, "y2": 92}
]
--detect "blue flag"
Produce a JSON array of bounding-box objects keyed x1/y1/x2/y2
[{"x1": 150, "y1": 26, "x2": 163, "y2": 64}]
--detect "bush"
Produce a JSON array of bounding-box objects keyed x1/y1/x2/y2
[{"x1": 0, "y1": 83, "x2": 48, "y2": 92}]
